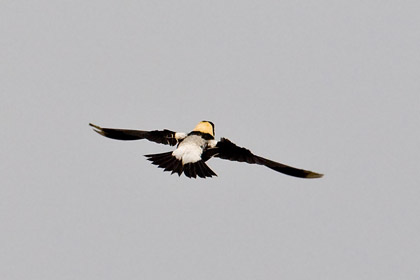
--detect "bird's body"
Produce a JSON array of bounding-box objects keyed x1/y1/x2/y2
[
  {"x1": 89, "y1": 121, "x2": 323, "y2": 179},
  {"x1": 173, "y1": 134, "x2": 213, "y2": 164}
]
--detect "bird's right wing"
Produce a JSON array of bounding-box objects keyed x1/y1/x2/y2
[
  {"x1": 205, "y1": 138, "x2": 323, "y2": 178},
  {"x1": 89, "y1": 123, "x2": 182, "y2": 146}
]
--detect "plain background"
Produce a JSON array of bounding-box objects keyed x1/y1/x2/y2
[{"x1": 1, "y1": 1, "x2": 419, "y2": 279}]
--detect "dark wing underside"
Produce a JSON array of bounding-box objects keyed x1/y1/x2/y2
[
  {"x1": 89, "y1": 123, "x2": 178, "y2": 146},
  {"x1": 204, "y1": 138, "x2": 323, "y2": 178}
]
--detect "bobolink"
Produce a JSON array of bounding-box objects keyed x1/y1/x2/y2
[{"x1": 89, "y1": 121, "x2": 323, "y2": 179}]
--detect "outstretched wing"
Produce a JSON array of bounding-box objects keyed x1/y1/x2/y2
[
  {"x1": 205, "y1": 138, "x2": 323, "y2": 178},
  {"x1": 89, "y1": 123, "x2": 180, "y2": 146}
]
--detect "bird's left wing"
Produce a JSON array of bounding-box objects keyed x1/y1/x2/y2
[
  {"x1": 89, "y1": 123, "x2": 182, "y2": 146},
  {"x1": 205, "y1": 138, "x2": 323, "y2": 178}
]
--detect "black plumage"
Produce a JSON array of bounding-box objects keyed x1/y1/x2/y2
[
  {"x1": 145, "y1": 152, "x2": 216, "y2": 178},
  {"x1": 89, "y1": 123, "x2": 178, "y2": 146},
  {"x1": 90, "y1": 122, "x2": 323, "y2": 179}
]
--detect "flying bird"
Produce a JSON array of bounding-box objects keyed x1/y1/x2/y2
[{"x1": 89, "y1": 121, "x2": 323, "y2": 179}]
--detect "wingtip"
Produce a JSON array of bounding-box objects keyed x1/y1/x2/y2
[
  {"x1": 89, "y1": 123, "x2": 100, "y2": 129},
  {"x1": 89, "y1": 123, "x2": 106, "y2": 136},
  {"x1": 306, "y1": 172, "x2": 324, "y2": 179}
]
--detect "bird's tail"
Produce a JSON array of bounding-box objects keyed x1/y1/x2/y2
[{"x1": 144, "y1": 152, "x2": 217, "y2": 178}]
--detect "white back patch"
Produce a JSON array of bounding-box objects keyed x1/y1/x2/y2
[{"x1": 172, "y1": 135, "x2": 205, "y2": 164}]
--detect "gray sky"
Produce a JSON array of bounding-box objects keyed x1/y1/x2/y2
[{"x1": 1, "y1": 1, "x2": 420, "y2": 279}]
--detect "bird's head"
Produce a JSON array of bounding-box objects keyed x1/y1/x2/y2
[{"x1": 193, "y1": 121, "x2": 215, "y2": 137}]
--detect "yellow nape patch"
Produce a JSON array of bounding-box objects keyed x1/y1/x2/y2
[{"x1": 193, "y1": 121, "x2": 214, "y2": 136}]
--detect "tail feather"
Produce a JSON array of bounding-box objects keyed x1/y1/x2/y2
[
  {"x1": 208, "y1": 165, "x2": 217, "y2": 177},
  {"x1": 191, "y1": 163, "x2": 197, "y2": 178},
  {"x1": 184, "y1": 164, "x2": 192, "y2": 178},
  {"x1": 153, "y1": 155, "x2": 174, "y2": 166},
  {"x1": 163, "y1": 157, "x2": 178, "y2": 172},
  {"x1": 146, "y1": 152, "x2": 169, "y2": 159},
  {"x1": 198, "y1": 160, "x2": 217, "y2": 178},
  {"x1": 195, "y1": 161, "x2": 206, "y2": 178},
  {"x1": 199, "y1": 160, "x2": 217, "y2": 177},
  {"x1": 189, "y1": 163, "x2": 197, "y2": 179},
  {"x1": 159, "y1": 157, "x2": 176, "y2": 169},
  {"x1": 171, "y1": 160, "x2": 183, "y2": 176},
  {"x1": 145, "y1": 152, "x2": 217, "y2": 178}
]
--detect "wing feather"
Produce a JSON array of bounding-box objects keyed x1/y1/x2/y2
[
  {"x1": 206, "y1": 138, "x2": 323, "y2": 178},
  {"x1": 89, "y1": 123, "x2": 178, "y2": 146}
]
